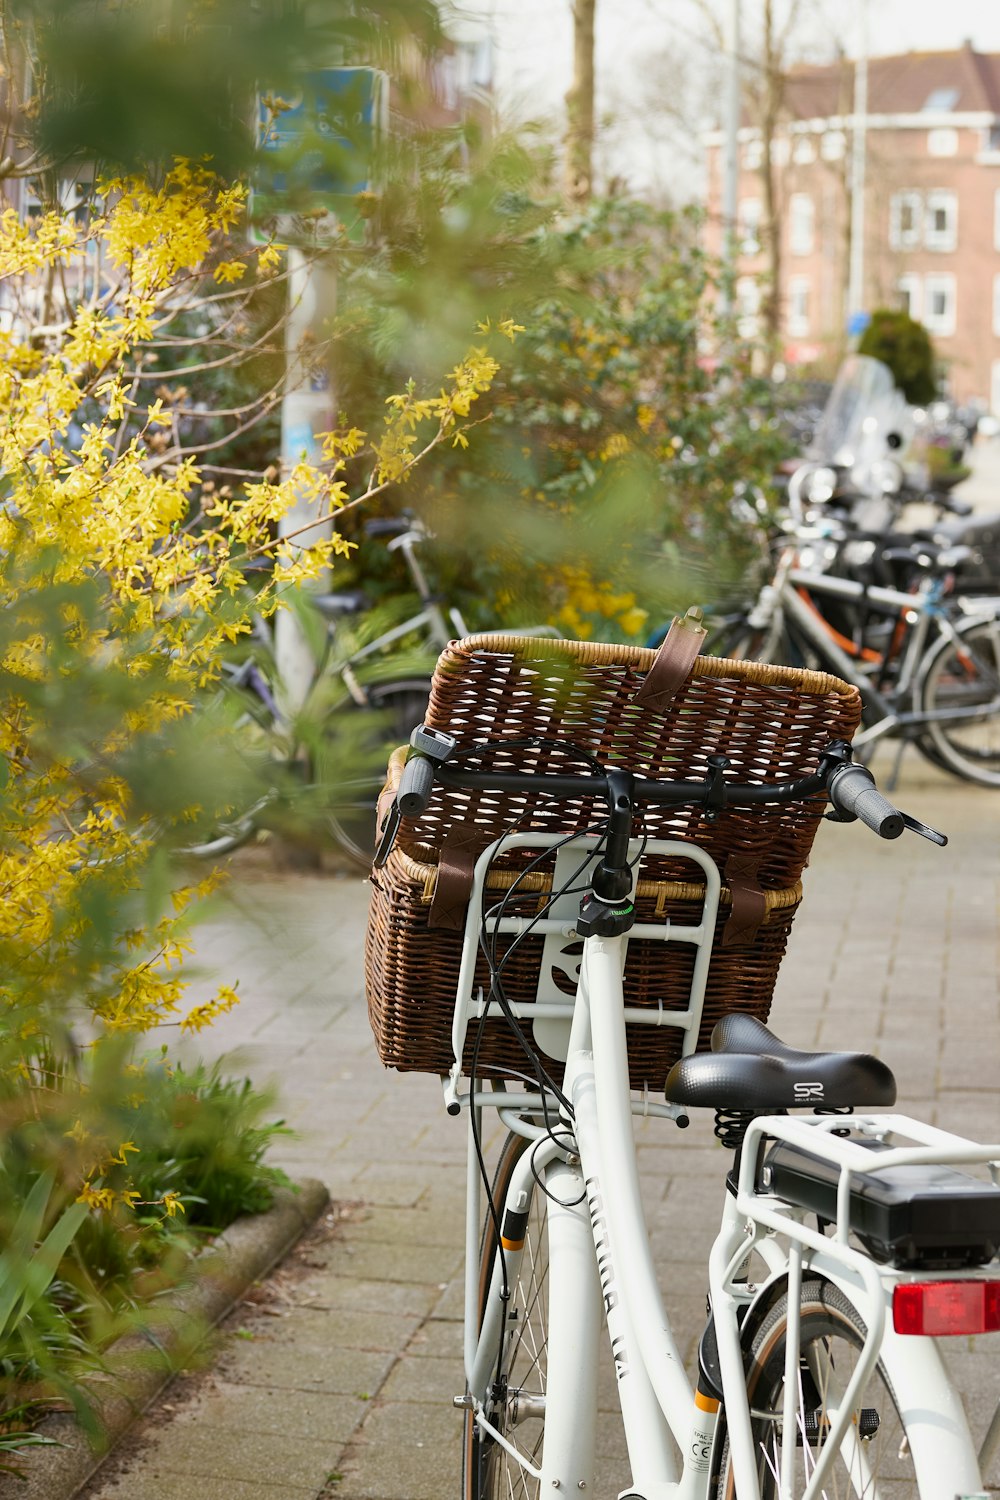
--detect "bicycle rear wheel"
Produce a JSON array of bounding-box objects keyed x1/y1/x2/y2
[
  {"x1": 715, "y1": 1279, "x2": 920, "y2": 1497},
  {"x1": 915, "y1": 617, "x2": 1000, "y2": 787}
]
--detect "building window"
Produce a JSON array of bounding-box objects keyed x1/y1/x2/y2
[
  {"x1": 985, "y1": 124, "x2": 1000, "y2": 153},
  {"x1": 923, "y1": 87, "x2": 959, "y2": 113},
  {"x1": 743, "y1": 138, "x2": 763, "y2": 170},
  {"x1": 735, "y1": 276, "x2": 761, "y2": 338},
  {"x1": 788, "y1": 277, "x2": 810, "y2": 337},
  {"x1": 924, "y1": 190, "x2": 958, "y2": 251},
  {"x1": 789, "y1": 193, "x2": 814, "y2": 256},
  {"x1": 890, "y1": 192, "x2": 922, "y2": 250},
  {"x1": 821, "y1": 130, "x2": 845, "y2": 161},
  {"x1": 897, "y1": 275, "x2": 922, "y2": 321},
  {"x1": 927, "y1": 127, "x2": 958, "y2": 157},
  {"x1": 772, "y1": 136, "x2": 790, "y2": 167},
  {"x1": 738, "y1": 198, "x2": 761, "y2": 255},
  {"x1": 792, "y1": 135, "x2": 816, "y2": 165},
  {"x1": 924, "y1": 274, "x2": 956, "y2": 336}
]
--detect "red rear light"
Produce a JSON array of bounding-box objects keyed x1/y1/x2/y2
[{"x1": 893, "y1": 1281, "x2": 1000, "y2": 1336}]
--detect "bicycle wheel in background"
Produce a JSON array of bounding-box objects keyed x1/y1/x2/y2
[
  {"x1": 703, "y1": 616, "x2": 771, "y2": 663},
  {"x1": 915, "y1": 616, "x2": 1000, "y2": 787},
  {"x1": 326, "y1": 677, "x2": 431, "y2": 864},
  {"x1": 178, "y1": 658, "x2": 288, "y2": 859},
  {"x1": 715, "y1": 1279, "x2": 922, "y2": 1497}
]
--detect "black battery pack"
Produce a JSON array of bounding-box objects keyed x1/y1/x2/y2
[{"x1": 763, "y1": 1136, "x2": 1000, "y2": 1270}]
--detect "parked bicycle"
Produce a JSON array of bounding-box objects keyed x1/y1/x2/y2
[
  {"x1": 366, "y1": 629, "x2": 1000, "y2": 1500},
  {"x1": 703, "y1": 512, "x2": 1000, "y2": 788},
  {"x1": 184, "y1": 513, "x2": 464, "y2": 863}
]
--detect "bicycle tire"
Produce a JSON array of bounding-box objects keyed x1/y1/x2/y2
[
  {"x1": 325, "y1": 677, "x2": 432, "y2": 865},
  {"x1": 702, "y1": 615, "x2": 773, "y2": 664},
  {"x1": 462, "y1": 1131, "x2": 549, "y2": 1500},
  {"x1": 914, "y1": 617, "x2": 1000, "y2": 787},
  {"x1": 177, "y1": 793, "x2": 275, "y2": 859},
  {"x1": 714, "y1": 1278, "x2": 921, "y2": 1497}
]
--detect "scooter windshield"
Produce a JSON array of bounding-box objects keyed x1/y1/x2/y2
[{"x1": 807, "y1": 355, "x2": 909, "y2": 476}]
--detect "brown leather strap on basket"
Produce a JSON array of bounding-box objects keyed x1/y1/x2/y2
[
  {"x1": 722, "y1": 852, "x2": 767, "y2": 947},
  {"x1": 429, "y1": 823, "x2": 492, "y2": 931},
  {"x1": 633, "y1": 608, "x2": 707, "y2": 713}
]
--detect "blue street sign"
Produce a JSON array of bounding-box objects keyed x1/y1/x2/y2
[
  {"x1": 847, "y1": 310, "x2": 871, "y2": 336},
  {"x1": 253, "y1": 67, "x2": 387, "y2": 235}
]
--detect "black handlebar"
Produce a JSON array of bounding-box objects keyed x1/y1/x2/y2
[{"x1": 375, "y1": 731, "x2": 946, "y2": 866}]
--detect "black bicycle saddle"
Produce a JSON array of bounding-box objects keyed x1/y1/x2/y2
[{"x1": 664, "y1": 1013, "x2": 896, "y2": 1113}]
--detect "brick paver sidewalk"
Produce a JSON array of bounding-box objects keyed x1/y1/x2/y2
[{"x1": 81, "y1": 747, "x2": 1000, "y2": 1500}]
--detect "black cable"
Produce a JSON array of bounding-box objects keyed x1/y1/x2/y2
[
  {"x1": 529, "y1": 1132, "x2": 588, "y2": 1209},
  {"x1": 470, "y1": 811, "x2": 610, "y2": 1388},
  {"x1": 481, "y1": 820, "x2": 611, "y2": 1116}
]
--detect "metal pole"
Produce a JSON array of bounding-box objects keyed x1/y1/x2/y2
[
  {"x1": 274, "y1": 246, "x2": 336, "y2": 713},
  {"x1": 721, "y1": 0, "x2": 742, "y2": 307},
  {"x1": 847, "y1": 0, "x2": 868, "y2": 327}
]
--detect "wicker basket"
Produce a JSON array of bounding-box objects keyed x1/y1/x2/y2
[
  {"x1": 365, "y1": 633, "x2": 861, "y2": 1087},
  {"x1": 367, "y1": 842, "x2": 804, "y2": 1090}
]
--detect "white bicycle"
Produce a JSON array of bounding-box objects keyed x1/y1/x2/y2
[{"x1": 381, "y1": 737, "x2": 1000, "y2": 1500}]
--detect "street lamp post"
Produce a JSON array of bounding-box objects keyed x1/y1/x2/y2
[
  {"x1": 847, "y1": 0, "x2": 869, "y2": 333},
  {"x1": 721, "y1": 0, "x2": 742, "y2": 309}
]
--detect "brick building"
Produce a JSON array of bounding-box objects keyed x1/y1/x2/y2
[{"x1": 704, "y1": 44, "x2": 1000, "y2": 408}]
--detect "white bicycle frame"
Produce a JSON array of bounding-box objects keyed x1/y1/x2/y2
[{"x1": 449, "y1": 831, "x2": 1000, "y2": 1499}]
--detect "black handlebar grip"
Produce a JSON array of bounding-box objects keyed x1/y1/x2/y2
[
  {"x1": 397, "y1": 755, "x2": 436, "y2": 817},
  {"x1": 827, "y1": 763, "x2": 905, "y2": 839}
]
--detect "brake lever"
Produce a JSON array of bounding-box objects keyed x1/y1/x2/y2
[
  {"x1": 373, "y1": 802, "x2": 401, "y2": 869},
  {"x1": 900, "y1": 812, "x2": 947, "y2": 847}
]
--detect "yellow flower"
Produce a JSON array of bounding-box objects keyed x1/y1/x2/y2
[
  {"x1": 212, "y1": 259, "x2": 247, "y2": 284},
  {"x1": 258, "y1": 244, "x2": 283, "y2": 275},
  {"x1": 78, "y1": 1182, "x2": 116, "y2": 1212}
]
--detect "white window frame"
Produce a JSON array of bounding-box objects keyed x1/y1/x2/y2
[
  {"x1": 787, "y1": 276, "x2": 811, "y2": 338},
  {"x1": 927, "y1": 127, "x2": 958, "y2": 157},
  {"x1": 924, "y1": 274, "x2": 957, "y2": 337},
  {"x1": 738, "y1": 197, "x2": 761, "y2": 255},
  {"x1": 792, "y1": 135, "x2": 816, "y2": 165},
  {"x1": 924, "y1": 190, "x2": 958, "y2": 252},
  {"x1": 772, "y1": 135, "x2": 790, "y2": 167},
  {"x1": 743, "y1": 138, "x2": 763, "y2": 170},
  {"x1": 890, "y1": 191, "x2": 922, "y2": 250},
  {"x1": 735, "y1": 276, "x2": 761, "y2": 338},
  {"x1": 821, "y1": 130, "x2": 845, "y2": 161},
  {"x1": 897, "y1": 274, "x2": 922, "y2": 322},
  {"x1": 789, "y1": 193, "x2": 814, "y2": 256}
]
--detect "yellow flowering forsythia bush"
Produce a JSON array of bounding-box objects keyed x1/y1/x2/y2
[{"x1": 0, "y1": 160, "x2": 504, "y2": 1213}]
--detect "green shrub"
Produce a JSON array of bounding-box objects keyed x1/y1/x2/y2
[
  {"x1": 0, "y1": 1050, "x2": 291, "y2": 1449},
  {"x1": 857, "y1": 309, "x2": 938, "y2": 404}
]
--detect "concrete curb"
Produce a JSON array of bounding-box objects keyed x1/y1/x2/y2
[{"x1": 0, "y1": 1177, "x2": 330, "y2": 1500}]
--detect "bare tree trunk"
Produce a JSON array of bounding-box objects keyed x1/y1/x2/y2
[{"x1": 565, "y1": 0, "x2": 596, "y2": 205}]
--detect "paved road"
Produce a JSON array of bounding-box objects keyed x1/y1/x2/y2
[{"x1": 79, "y1": 738, "x2": 1000, "y2": 1500}]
